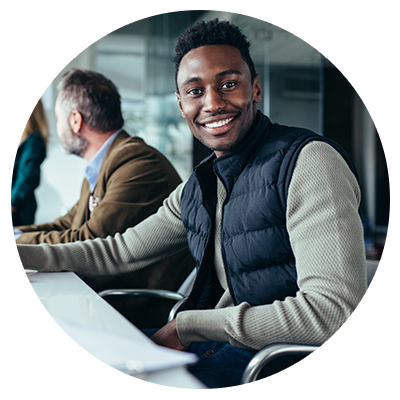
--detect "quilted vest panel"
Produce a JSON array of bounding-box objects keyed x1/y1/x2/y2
[{"x1": 181, "y1": 112, "x2": 358, "y2": 310}]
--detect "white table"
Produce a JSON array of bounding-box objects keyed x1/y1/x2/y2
[{"x1": 28, "y1": 271, "x2": 205, "y2": 389}]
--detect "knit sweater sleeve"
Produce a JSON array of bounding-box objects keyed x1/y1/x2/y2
[
  {"x1": 176, "y1": 141, "x2": 367, "y2": 350},
  {"x1": 17, "y1": 181, "x2": 188, "y2": 276}
]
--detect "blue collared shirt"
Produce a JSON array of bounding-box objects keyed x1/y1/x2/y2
[{"x1": 84, "y1": 129, "x2": 121, "y2": 193}]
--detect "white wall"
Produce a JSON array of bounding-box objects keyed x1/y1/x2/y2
[{"x1": 34, "y1": 113, "x2": 87, "y2": 224}]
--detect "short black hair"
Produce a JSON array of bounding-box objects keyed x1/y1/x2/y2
[{"x1": 174, "y1": 18, "x2": 256, "y2": 91}]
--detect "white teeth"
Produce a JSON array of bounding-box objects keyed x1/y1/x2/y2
[{"x1": 205, "y1": 117, "x2": 233, "y2": 128}]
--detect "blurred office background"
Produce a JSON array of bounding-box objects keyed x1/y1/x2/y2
[{"x1": 32, "y1": 10, "x2": 389, "y2": 260}]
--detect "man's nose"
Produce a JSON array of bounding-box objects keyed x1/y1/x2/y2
[{"x1": 203, "y1": 88, "x2": 226, "y2": 113}]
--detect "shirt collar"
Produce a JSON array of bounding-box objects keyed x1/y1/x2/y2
[{"x1": 85, "y1": 129, "x2": 121, "y2": 193}]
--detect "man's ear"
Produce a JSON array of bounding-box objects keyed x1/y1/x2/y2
[
  {"x1": 175, "y1": 91, "x2": 186, "y2": 119},
  {"x1": 252, "y1": 74, "x2": 262, "y2": 104},
  {"x1": 69, "y1": 110, "x2": 83, "y2": 134}
]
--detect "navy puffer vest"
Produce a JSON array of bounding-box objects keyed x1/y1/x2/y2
[{"x1": 181, "y1": 112, "x2": 358, "y2": 311}]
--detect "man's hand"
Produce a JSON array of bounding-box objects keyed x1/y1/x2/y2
[{"x1": 150, "y1": 319, "x2": 188, "y2": 351}]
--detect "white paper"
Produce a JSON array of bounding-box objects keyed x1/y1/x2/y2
[{"x1": 54, "y1": 318, "x2": 197, "y2": 374}]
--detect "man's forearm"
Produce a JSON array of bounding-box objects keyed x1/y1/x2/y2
[
  {"x1": 176, "y1": 142, "x2": 367, "y2": 350},
  {"x1": 16, "y1": 206, "x2": 77, "y2": 244},
  {"x1": 17, "y1": 183, "x2": 188, "y2": 277}
]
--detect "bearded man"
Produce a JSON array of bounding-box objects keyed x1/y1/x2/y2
[{"x1": 15, "y1": 68, "x2": 194, "y2": 328}]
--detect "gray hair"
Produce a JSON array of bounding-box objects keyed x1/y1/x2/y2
[{"x1": 57, "y1": 68, "x2": 124, "y2": 133}]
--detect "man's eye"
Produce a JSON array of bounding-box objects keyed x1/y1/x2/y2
[
  {"x1": 222, "y1": 82, "x2": 236, "y2": 89},
  {"x1": 188, "y1": 88, "x2": 202, "y2": 95}
]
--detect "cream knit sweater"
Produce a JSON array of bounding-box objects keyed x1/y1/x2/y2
[{"x1": 17, "y1": 141, "x2": 367, "y2": 351}]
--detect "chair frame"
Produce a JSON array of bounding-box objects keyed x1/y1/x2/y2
[
  {"x1": 98, "y1": 287, "x2": 317, "y2": 383},
  {"x1": 98, "y1": 288, "x2": 185, "y2": 303},
  {"x1": 98, "y1": 259, "x2": 378, "y2": 385}
]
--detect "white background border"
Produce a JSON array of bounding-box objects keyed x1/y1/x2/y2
[{"x1": 1, "y1": 1, "x2": 398, "y2": 398}]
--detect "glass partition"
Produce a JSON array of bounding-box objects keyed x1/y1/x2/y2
[
  {"x1": 34, "y1": 11, "x2": 388, "y2": 258},
  {"x1": 93, "y1": 11, "x2": 324, "y2": 180}
]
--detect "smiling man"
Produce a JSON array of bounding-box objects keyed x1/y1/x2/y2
[
  {"x1": 175, "y1": 44, "x2": 261, "y2": 157},
  {"x1": 17, "y1": 19, "x2": 367, "y2": 388}
]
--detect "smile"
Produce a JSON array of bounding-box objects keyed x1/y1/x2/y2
[{"x1": 203, "y1": 117, "x2": 234, "y2": 129}]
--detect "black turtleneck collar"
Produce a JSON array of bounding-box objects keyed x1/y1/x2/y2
[
  {"x1": 195, "y1": 111, "x2": 271, "y2": 195},
  {"x1": 194, "y1": 111, "x2": 271, "y2": 169}
]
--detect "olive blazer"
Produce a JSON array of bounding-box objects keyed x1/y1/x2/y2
[{"x1": 16, "y1": 131, "x2": 194, "y2": 327}]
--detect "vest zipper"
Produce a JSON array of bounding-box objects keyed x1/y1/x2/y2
[{"x1": 204, "y1": 233, "x2": 209, "y2": 248}]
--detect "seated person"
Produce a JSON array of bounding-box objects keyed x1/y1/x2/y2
[
  {"x1": 18, "y1": 21, "x2": 367, "y2": 388},
  {"x1": 12, "y1": 99, "x2": 49, "y2": 226},
  {"x1": 15, "y1": 68, "x2": 194, "y2": 328}
]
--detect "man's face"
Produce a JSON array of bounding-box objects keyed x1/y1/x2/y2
[
  {"x1": 55, "y1": 97, "x2": 88, "y2": 157},
  {"x1": 176, "y1": 45, "x2": 262, "y2": 157}
]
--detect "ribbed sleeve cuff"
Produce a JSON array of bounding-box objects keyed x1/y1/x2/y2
[
  {"x1": 17, "y1": 244, "x2": 47, "y2": 270},
  {"x1": 176, "y1": 308, "x2": 231, "y2": 346}
]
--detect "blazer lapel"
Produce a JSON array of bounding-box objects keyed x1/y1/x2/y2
[{"x1": 91, "y1": 130, "x2": 132, "y2": 201}]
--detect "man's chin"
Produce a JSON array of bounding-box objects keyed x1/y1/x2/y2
[
  {"x1": 61, "y1": 139, "x2": 88, "y2": 157},
  {"x1": 209, "y1": 136, "x2": 247, "y2": 157}
]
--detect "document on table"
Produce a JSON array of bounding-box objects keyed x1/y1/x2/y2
[{"x1": 54, "y1": 318, "x2": 197, "y2": 375}]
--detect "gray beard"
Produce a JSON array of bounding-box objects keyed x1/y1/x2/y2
[{"x1": 61, "y1": 129, "x2": 88, "y2": 157}]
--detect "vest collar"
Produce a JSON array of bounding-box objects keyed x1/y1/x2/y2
[{"x1": 194, "y1": 111, "x2": 271, "y2": 195}]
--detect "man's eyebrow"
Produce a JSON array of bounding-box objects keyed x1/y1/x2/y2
[
  {"x1": 181, "y1": 76, "x2": 201, "y2": 87},
  {"x1": 216, "y1": 69, "x2": 242, "y2": 78},
  {"x1": 180, "y1": 70, "x2": 243, "y2": 88}
]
